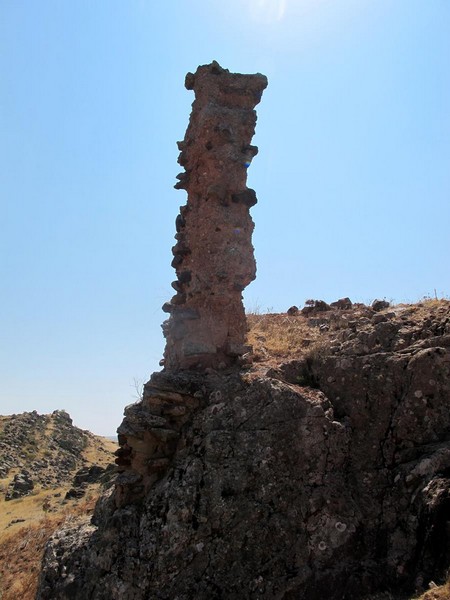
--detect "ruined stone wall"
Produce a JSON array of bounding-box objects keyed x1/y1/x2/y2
[
  {"x1": 162, "y1": 61, "x2": 268, "y2": 371},
  {"x1": 113, "y1": 63, "x2": 267, "y2": 505}
]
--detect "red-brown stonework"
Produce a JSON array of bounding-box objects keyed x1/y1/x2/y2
[{"x1": 162, "y1": 61, "x2": 268, "y2": 371}]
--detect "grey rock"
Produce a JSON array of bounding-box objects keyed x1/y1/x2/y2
[
  {"x1": 372, "y1": 299, "x2": 390, "y2": 312},
  {"x1": 36, "y1": 339, "x2": 450, "y2": 599},
  {"x1": 5, "y1": 469, "x2": 34, "y2": 500}
]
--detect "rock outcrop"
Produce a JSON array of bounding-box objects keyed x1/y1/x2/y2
[
  {"x1": 5, "y1": 469, "x2": 34, "y2": 500},
  {"x1": 162, "y1": 60, "x2": 267, "y2": 371},
  {"x1": 36, "y1": 301, "x2": 450, "y2": 600}
]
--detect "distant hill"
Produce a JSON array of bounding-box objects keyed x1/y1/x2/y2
[{"x1": 0, "y1": 409, "x2": 117, "y2": 600}]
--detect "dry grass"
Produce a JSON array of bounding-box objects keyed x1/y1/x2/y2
[
  {"x1": 0, "y1": 484, "x2": 103, "y2": 543},
  {"x1": 0, "y1": 497, "x2": 96, "y2": 600},
  {"x1": 246, "y1": 299, "x2": 450, "y2": 367},
  {"x1": 0, "y1": 486, "x2": 64, "y2": 538},
  {"x1": 246, "y1": 312, "x2": 321, "y2": 361},
  {"x1": 405, "y1": 298, "x2": 450, "y2": 320},
  {"x1": 0, "y1": 419, "x2": 116, "y2": 599},
  {"x1": 82, "y1": 435, "x2": 118, "y2": 466},
  {"x1": 413, "y1": 582, "x2": 450, "y2": 600},
  {"x1": 0, "y1": 436, "x2": 116, "y2": 544}
]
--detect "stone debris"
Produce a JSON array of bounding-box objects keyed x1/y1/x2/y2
[
  {"x1": 330, "y1": 297, "x2": 353, "y2": 310},
  {"x1": 301, "y1": 299, "x2": 331, "y2": 315}
]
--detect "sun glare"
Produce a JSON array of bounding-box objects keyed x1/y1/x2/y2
[{"x1": 249, "y1": 0, "x2": 287, "y2": 23}]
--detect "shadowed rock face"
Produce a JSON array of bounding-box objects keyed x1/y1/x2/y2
[
  {"x1": 36, "y1": 323, "x2": 450, "y2": 599},
  {"x1": 36, "y1": 302, "x2": 450, "y2": 600},
  {"x1": 162, "y1": 61, "x2": 268, "y2": 371}
]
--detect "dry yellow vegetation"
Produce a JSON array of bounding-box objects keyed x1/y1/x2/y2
[
  {"x1": 414, "y1": 582, "x2": 450, "y2": 600},
  {"x1": 0, "y1": 413, "x2": 116, "y2": 600},
  {"x1": 0, "y1": 434, "x2": 116, "y2": 542},
  {"x1": 246, "y1": 299, "x2": 450, "y2": 366},
  {"x1": 0, "y1": 497, "x2": 97, "y2": 600},
  {"x1": 247, "y1": 311, "x2": 321, "y2": 360}
]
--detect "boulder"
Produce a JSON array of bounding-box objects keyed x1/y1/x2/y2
[
  {"x1": 372, "y1": 299, "x2": 390, "y2": 312},
  {"x1": 5, "y1": 469, "x2": 34, "y2": 500}
]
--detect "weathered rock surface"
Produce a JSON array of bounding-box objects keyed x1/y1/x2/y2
[
  {"x1": 162, "y1": 61, "x2": 267, "y2": 371},
  {"x1": 36, "y1": 302, "x2": 450, "y2": 600},
  {"x1": 5, "y1": 469, "x2": 34, "y2": 500}
]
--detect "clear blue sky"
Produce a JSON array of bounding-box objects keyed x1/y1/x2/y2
[{"x1": 1, "y1": 0, "x2": 449, "y2": 435}]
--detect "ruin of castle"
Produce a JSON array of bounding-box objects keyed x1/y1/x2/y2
[
  {"x1": 162, "y1": 61, "x2": 268, "y2": 370},
  {"x1": 36, "y1": 63, "x2": 450, "y2": 600}
]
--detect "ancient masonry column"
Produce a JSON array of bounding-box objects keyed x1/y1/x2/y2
[
  {"x1": 114, "y1": 63, "x2": 266, "y2": 505},
  {"x1": 162, "y1": 61, "x2": 268, "y2": 370}
]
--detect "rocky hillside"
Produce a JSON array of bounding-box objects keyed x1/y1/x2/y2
[
  {"x1": 0, "y1": 410, "x2": 116, "y2": 600},
  {"x1": 36, "y1": 299, "x2": 450, "y2": 600},
  {"x1": 246, "y1": 298, "x2": 450, "y2": 370}
]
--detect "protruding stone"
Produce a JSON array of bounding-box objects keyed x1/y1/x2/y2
[
  {"x1": 184, "y1": 72, "x2": 195, "y2": 90},
  {"x1": 176, "y1": 214, "x2": 185, "y2": 231},
  {"x1": 231, "y1": 189, "x2": 258, "y2": 207},
  {"x1": 330, "y1": 297, "x2": 353, "y2": 310},
  {"x1": 162, "y1": 302, "x2": 173, "y2": 314},
  {"x1": 372, "y1": 299, "x2": 390, "y2": 312}
]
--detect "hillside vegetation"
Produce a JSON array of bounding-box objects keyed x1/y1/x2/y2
[{"x1": 0, "y1": 410, "x2": 116, "y2": 600}]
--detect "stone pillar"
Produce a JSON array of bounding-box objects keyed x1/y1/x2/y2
[{"x1": 162, "y1": 61, "x2": 268, "y2": 370}]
